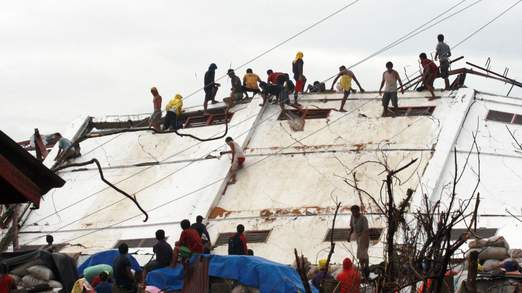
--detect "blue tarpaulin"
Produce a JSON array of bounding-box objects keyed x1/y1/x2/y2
[
  {"x1": 145, "y1": 254, "x2": 313, "y2": 293},
  {"x1": 146, "y1": 265, "x2": 184, "y2": 291},
  {"x1": 77, "y1": 250, "x2": 142, "y2": 275}
]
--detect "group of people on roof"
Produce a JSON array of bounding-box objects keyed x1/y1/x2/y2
[
  {"x1": 77, "y1": 215, "x2": 251, "y2": 293},
  {"x1": 147, "y1": 33, "x2": 451, "y2": 130}
]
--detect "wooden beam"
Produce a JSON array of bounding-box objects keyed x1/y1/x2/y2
[{"x1": 0, "y1": 155, "x2": 42, "y2": 204}]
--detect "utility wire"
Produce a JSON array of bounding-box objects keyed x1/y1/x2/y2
[
  {"x1": 323, "y1": 0, "x2": 483, "y2": 82},
  {"x1": 452, "y1": 0, "x2": 522, "y2": 49},
  {"x1": 182, "y1": 0, "x2": 363, "y2": 100}
]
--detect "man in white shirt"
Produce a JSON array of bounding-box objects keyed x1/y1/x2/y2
[
  {"x1": 225, "y1": 137, "x2": 245, "y2": 184},
  {"x1": 435, "y1": 34, "x2": 452, "y2": 90},
  {"x1": 379, "y1": 61, "x2": 404, "y2": 114}
]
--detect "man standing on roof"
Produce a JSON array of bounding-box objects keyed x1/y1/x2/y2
[
  {"x1": 191, "y1": 215, "x2": 212, "y2": 253},
  {"x1": 419, "y1": 53, "x2": 438, "y2": 100},
  {"x1": 149, "y1": 87, "x2": 162, "y2": 131},
  {"x1": 227, "y1": 69, "x2": 244, "y2": 104},
  {"x1": 164, "y1": 95, "x2": 183, "y2": 131},
  {"x1": 336, "y1": 258, "x2": 361, "y2": 293},
  {"x1": 348, "y1": 205, "x2": 369, "y2": 278},
  {"x1": 242, "y1": 68, "x2": 261, "y2": 98},
  {"x1": 292, "y1": 51, "x2": 306, "y2": 105},
  {"x1": 434, "y1": 34, "x2": 451, "y2": 90},
  {"x1": 225, "y1": 137, "x2": 245, "y2": 185},
  {"x1": 228, "y1": 224, "x2": 248, "y2": 255},
  {"x1": 54, "y1": 134, "x2": 81, "y2": 162},
  {"x1": 172, "y1": 220, "x2": 204, "y2": 265},
  {"x1": 204, "y1": 63, "x2": 220, "y2": 113},
  {"x1": 112, "y1": 243, "x2": 137, "y2": 293},
  {"x1": 379, "y1": 62, "x2": 404, "y2": 114},
  {"x1": 279, "y1": 74, "x2": 295, "y2": 111},
  {"x1": 330, "y1": 66, "x2": 364, "y2": 112}
]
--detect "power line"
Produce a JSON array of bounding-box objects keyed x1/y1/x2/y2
[
  {"x1": 182, "y1": 0, "x2": 363, "y2": 100},
  {"x1": 323, "y1": 0, "x2": 483, "y2": 82},
  {"x1": 452, "y1": 0, "x2": 522, "y2": 49}
]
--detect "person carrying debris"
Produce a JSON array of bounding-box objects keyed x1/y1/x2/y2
[
  {"x1": 228, "y1": 69, "x2": 244, "y2": 104},
  {"x1": 149, "y1": 87, "x2": 162, "y2": 131},
  {"x1": 348, "y1": 205, "x2": 369, "y2": 278},
  {"x1": 242, "y1": 68, "x2": 262, "y2": 98},
  {"x1": 225, "y1": 137, "x2": 245, "y2": 185},
  {"x1": 292, "y1": 51, "x2": 306, "y2": 105},
  {"x1": 164, "y1": 94, "x2": 183, "y2": 131},
  {"x1": 54, "y1": 134, "x2": 81, "y2": 162},
  {"x1": 191, "y1": 215, "x2": 212, "y2": 253},
  {"x1": 336, "y1": 258, "x2": 361, "y2": 293},
  {"x1": 419, "y1": 53, "x2": 438, "y2": 100},
  {"x1": 311, "y1": 259, "x2": 334, "y2": 290},
  {"x1": 330, "y1": 66, "x2": 365, "y2": 112},
  {"x1": 228, "y1": 224, "x2": 248, "y2": 255},
  {"x1": 435, "y1": 34, "x2": 451, "y2": 90},
  {"x1": 112, "y1": 243, "x2": 137, "y2": 293},
  {"x1": 379, "y1": 61, "x2": 404, "y2": 114},
  {"x1": 144, "y1": 230, "x2": 173, "y2": 274},
  {"x1": 204, "y1": 63, "x2": 220, "y2": 113},
  {"x1": 0, "y1": 263, "x2": 16, "y2": 293},
  {"x1": 172, "y1": 220, "x2": 204, "y2": 265}
]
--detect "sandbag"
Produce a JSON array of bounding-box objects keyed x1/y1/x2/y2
[
  {"x1": 486, "y1": 236, "x2": 509, "y2": 249},
  {"x1": 48, "y1": 280, "x2": 63, "y2": 289},
  {"x1": 9, "y1": 259, "x2": 44, "y2": 276},
  {"x1": 9, "y1": 274, "x2": 20, "y2": 285},
  {"x1": 27, "y1": 265, "x2": 55, "y2": 281},
  {"x1": 482, "y1": 259, "x2": 501, "y2": 271},
  {"x1": 83, "y1": 264, "x2": 113, "y2": 283},
  {"x1": 479, "y1": 247, "x2": 509, "y2": 260},
  {"x1": 468, "y1": 238, "x2": 488, "y2": 249},
  {"x1": 509, "y1": 249, "x2": 522, "y2": 258},
  {"x1": 22, "y1": 275, "x2": 47, "y2": 288}
]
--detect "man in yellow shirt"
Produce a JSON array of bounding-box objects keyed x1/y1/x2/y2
[
  {"x1": 330, "y1": 65, "x2": 365, "y2": 112},
  {"x1": 242, "y1": 68, "x2": 261, "y2": 98},
  {"x1": 164, "y1": 94, "x2": 183, "y2": 131}
]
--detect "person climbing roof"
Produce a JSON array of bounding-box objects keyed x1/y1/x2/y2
[
  {"x1": 204, "y1": 63, "x2": 220, "y2": 113},
  {"x1": 330, "y1": 66, "x2": 364, "y2": 112},
  {"x1": 419, "y1": 53, "x2": 438, "y2": 100}
]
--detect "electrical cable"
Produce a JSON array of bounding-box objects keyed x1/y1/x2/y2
[{"x1": 452, "y1": 0, "x2": 522, "y2": 49}]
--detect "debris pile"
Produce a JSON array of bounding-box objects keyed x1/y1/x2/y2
[
  {"x1": 9, "y1": 263, "x2": 63, "y2": 291},
  {"x1": 467, "y1": 235, "x2": 522, "y2": 273}
]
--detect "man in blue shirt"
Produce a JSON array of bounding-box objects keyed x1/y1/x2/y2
[
  {"x1": 112, "y1": 243, "x2": 136, "y2": 293},
  {"x1": 54, "y1": 134, "x2": 80, "y2": 161}
]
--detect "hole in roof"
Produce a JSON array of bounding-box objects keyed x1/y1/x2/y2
[
  {"x1": 277, "y1": 109, "x2": 331, "y2": 121},
  {"x1": 214, "y1": 230, "x2": 271, "y2": 247},
  {"x1": 382, "y1": 106, "x2": 435, "y2": 117},
  {"x1": 324, "y1": 228, "x2": 383, "y2": 243}
]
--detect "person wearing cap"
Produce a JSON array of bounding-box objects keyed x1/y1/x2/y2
[
  {"x1": 330, "y1": 66, "x2": 364, "y2": 112},
  {"x1": 227, "y1": 69, "x2": 244, "y2": 103},
  {"x1": 336, "y1": 258, "x2": 361, "y2": 293},
  {"x1": 204, "y1": 63, "x2": 220, "y2": 113},
  {"x1": 292, "y1": 51, "x2": 306, "y2": 104},
  {"x1": 242, "y1": 68, "x2": 262, "y2": 98},
  {"x1": 164, "y1": 95, "x2": 183, "y2": 131},
  {"x1": 311, "y1": 259, "x2": 333, "y2": 289}
]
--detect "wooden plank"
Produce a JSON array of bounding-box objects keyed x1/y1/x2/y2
[{"x1": 0, "y1": 155, "x2": 42, "y2": 204}]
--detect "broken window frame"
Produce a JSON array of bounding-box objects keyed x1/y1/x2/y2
[
  {"x1": 323, "y1": 228, "x2": 383, "y2": 242},
  {"x1": 277, "y1": 109, "x2": 332, "y2": 121},
  {"x1": 486, "y1": 109, "x2": 522, "y2": 125},
  {"x1": 382, "y1": 106, "x2": 436, "y2": 117},
  {"x1": 214, "y1": 230, "x2": 271, "y2": 247},
  {"x1": 183, "y1": 111, "x2": 234, "y2": 129},
  {"x1": 113, "y1": 237, "x2": 160, "y2": 248}
]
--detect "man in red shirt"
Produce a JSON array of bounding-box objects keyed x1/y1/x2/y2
[
  {"x1": 0, "y1": 263, "x2": 16, "y2": 293},
  {"x1": 419, "y1": 53, "x2": 438, "y2": 100},
  {"x1": 172, "y1": 219, "x2": 204, "y2": 265},
  {"x1": 336, "y1": 258, "x2": 361, "y2": 293},
  {"x1": 266, "y1": 70, "x2": 285, "y2": 85}
]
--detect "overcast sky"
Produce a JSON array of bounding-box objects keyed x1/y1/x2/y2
[{"x1": 1, "y1": 0, "x2": 521, "y2": 141}]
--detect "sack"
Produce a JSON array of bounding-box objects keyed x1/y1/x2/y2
[
  {"x1": 83, "y1": 264, "x2": 113, "y2": 283},
  {"x1": 22, "y1": 275, "x2": 47, "y2": 288},
  {"x1": 487, "y1": 236, "x2": 509, "y2": 249},
  {"x1": 482, "y1": 259, "x2": 501, "y2": 271},
  {"x1": 228, "y1": 234, "x2": 243, "y2": 255},
  {"x1": 509, "y1": 249, "x2": 522, "y2": 258},
  {"x1": 10, "y1": 259, "x2": 44, "y2": 276},
  {"x1": 48, "y1": 280, "x2": 63, "y2": 289},
  {"x1": 468, "y1": 239, "x2": 488, "y2": 248},
  {"x1": 479, "y1": 247, "x2": 509, "y2": 261},
  {"x1": 27, "y1": 265, "x2": 55, "y2": 281}
]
